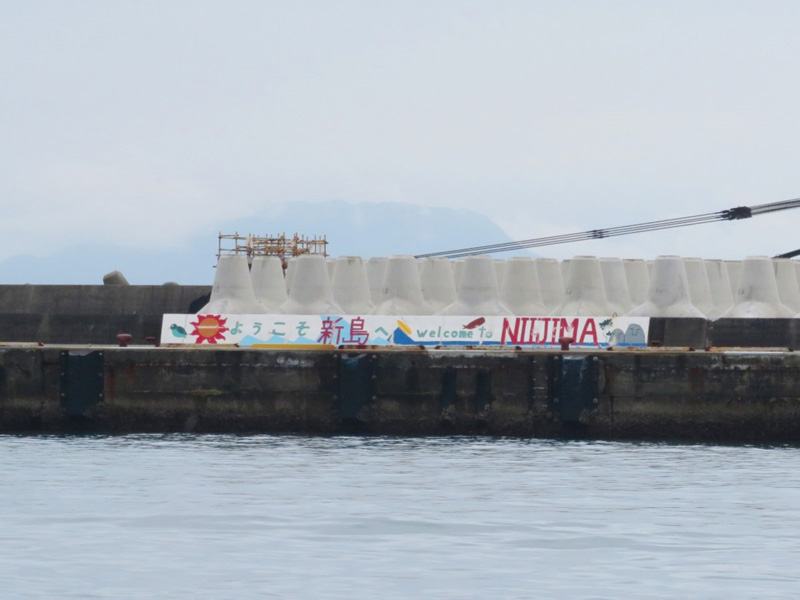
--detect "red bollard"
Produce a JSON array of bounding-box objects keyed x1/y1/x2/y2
[
  {"x1": 117, "y1": 333, "x2": 133, "y2": 347},
  {"x1": 559, "y1": 336, "x2": 574, "y2": 351}
]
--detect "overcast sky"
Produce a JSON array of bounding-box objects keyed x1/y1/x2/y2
[{"x1": 2, "y1": 0, "x2": 799, "y2": 265}]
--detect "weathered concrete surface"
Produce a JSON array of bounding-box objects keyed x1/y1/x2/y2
[
  {"x1": 3, "y1": 284, "x2": 800, "y2": 349},
  {"x1": 1, "y1": 345, "x2": 799, "y2": 442},
  {"x1": 707, "y1": 318, "x2": 800, "y2": 349},
  {"x1": 0, "y1": 285, "x2": 210, "y2": 315},
  {"x1": 0, "y1": 285, "x2": 210, "y2": 344},
  {"x1": 601, "y1": 351, "x2": 800, "y2": 441}
]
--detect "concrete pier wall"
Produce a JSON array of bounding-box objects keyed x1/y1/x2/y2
[
  {"x1": 3, "y1": 284, "x2": 800, "y2": 442},
  {"x1": 2, "y1": 345, "x2": 799, "y2": 442},
  {"x1": 0, "y1": 285, "x2": 210, "y2": 343},
  {"x1": 5, "y1": 284, "x2": 800, "y2": 349}
]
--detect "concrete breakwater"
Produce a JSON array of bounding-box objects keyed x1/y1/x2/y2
[
  {"x1": 0, "y1": 284, "x2": 210, "y2": 344},
  {"x1": 6, "y1": 284, "x2": 800, "y2": 348},
  {"x1": 3, "y1": 283, "x2": 800, "y2": 442},
  {"x1": 2, "y1": 344, "x2": 800, "y2": 442}
]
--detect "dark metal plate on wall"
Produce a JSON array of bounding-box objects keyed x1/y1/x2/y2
[
  {"x1": 60, "y1": 351, "x2": 104, "y2": 416},
  {"x1": 549, "y1": 355, "x2": 599, "y2": 423},
  {"x1": 336, "y1": 354, "x2": 374, "y2": 420}
]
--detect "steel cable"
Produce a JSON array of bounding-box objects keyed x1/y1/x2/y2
[{"x1": 416, "y1": 198, "x2": 800, "y2": 259}]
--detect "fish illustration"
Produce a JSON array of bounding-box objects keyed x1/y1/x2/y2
[
  {"x1": 170, "y1": 324, "x2": 188, "y2": 338},
  {"x1": 463, "y1": 317, "x2": 486, "y2": 330}
]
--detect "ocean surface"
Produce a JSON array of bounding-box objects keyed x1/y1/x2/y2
[{"x1": 1, "y1": 435, "x2": 798, "y2": 599}]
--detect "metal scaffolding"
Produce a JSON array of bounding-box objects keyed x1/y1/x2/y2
[{"x1": 217, "y1": 232, "x2": 328, "y2": 269}]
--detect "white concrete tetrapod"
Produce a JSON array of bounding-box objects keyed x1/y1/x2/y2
[
  {"x1": 440, "y1": 255, "x2": 512, "y2": 316},
  {"x1": 600, "y1": 257, "x2": 634, "y2": 314},
  {"x1": 366, "y1": 257, "x2": 388, "y2": 305},
  {"x1": 795, "y1": 261, "x2": 800, "y2": 298},
  {"x1": 500, "y1": 257, "x2": 549, "y2": 315},
  {"x1": 280, "y1": 254, "x2": 343, "y2": 314},
  {"x1": 250, "y1": 256, "x2": 287, "y2": 312},
  {"x1": 326, "y1": 258, "x2": 336, "y2": 280},
  {"x1": 646, "y1": 260, "x2": 654, "y2": 278},
  {"x1": 683, "y1": 257, "x2": 715, "y2": 317},
  {"x1": 773, "y1": 258, "x2": 800, "y2": 313},
  {"x1": 628, "y1": 256, "x2": 705, "y2": 318},
  {"x1": 555, "y1": 256, "x2": 612, "y2": 316},
  {"x1": 536, "y1": 258, "x2": 565, "y2": 311},
  {"x1": 420, "y1": 257, "x2": 458, "y2": 314},
  {"x1": 724, "y1": 260, "x2": 742, "y2": 298},
  {"x1": 623, "y1": 259, "x2": 650, "y2": 306},
  {"x1": 794, "y1": 261, "x2": 800, "y2": 311},
  {"x1": 371, "y1": 255, "x2": 433, "y2": 315},
  {"x1": 285, "y1": 257, "x2": 297, "y2": 296},
  {"x1": 199, "y1": 255, "x2": 268, "y2": 314},
  {"x1": 331, "y1": 256, "x2": 373, "y2": 315},
  {"x1": 494, "y1": 259, "x2": 506, "y2": 289},
  {"x1": 560, "y1": 259, "x2": 571, "y2": 282},
  {"x1": 704, "y1": 259, "x2": 733, "y2": 319},
  {"x1": 718, "y1": 256, "x2": 793, "y2": 318},
  {"x1": 453, "y1": 259, "x2": 465, "y2": 288}
]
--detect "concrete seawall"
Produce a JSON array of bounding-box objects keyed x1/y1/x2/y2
[
  {"x1": 3, "y1": 283, "x2": 800, "y2": 442},
  {"x1": 5, "y1": 284, "x2": 800, "y2": 348},
  {"x1": 0, "y1": 285, "x2": 210, "y2": 343},
  {"x1": 2, "y1": 345, "x2": 799, "y2": 442}
]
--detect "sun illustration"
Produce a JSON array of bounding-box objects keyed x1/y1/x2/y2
[{"x1": 189, "y1": 314, "x2": 229, "y2": 344}]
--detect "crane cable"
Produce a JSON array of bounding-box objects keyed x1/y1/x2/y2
[{"x1": 415, "y1": 197, "x2": 800, "y2": 259}]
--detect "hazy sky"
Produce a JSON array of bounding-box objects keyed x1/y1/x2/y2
[{"x1": 2, "y1": 0, "x2": 799, "y2": 264}]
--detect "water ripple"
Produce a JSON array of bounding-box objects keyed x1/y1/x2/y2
[{"x1": 1, "y1": 435, "x2": 799, "y2": 599}]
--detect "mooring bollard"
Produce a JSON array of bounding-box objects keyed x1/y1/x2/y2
[
  {"x1": 116, "y1": 333, "x2": 133, "y2": 347},
  {"x1": 559, "y1": 336, "x2": 574, "y2": 351}
]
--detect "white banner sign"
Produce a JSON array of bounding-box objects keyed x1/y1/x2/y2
[{"x1": 161, "y1": 314, "x2": 649, "y2": 349}]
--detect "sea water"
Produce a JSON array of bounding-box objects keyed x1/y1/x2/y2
[{"x1": 1, "y1": 435, "x2": 798, "y2": 599}]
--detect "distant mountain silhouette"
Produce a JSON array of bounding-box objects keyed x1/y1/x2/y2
[{"x1": 0, "y1": 201, "x2": 533, "y2": 285}]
